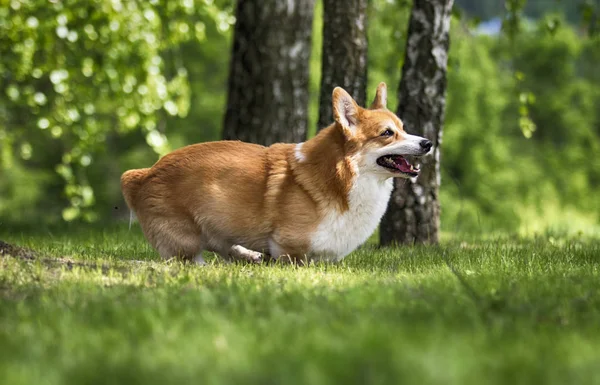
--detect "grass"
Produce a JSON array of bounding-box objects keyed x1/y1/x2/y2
[{"x1": 1, "y1": 225, "x2": 599, "y2": 385}]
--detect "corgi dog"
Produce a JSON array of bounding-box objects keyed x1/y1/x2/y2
[{"x1": 121, "y1": 83, "x2": 432, "y2": 264}]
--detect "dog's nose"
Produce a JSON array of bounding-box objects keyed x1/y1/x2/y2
[{"x1": 420, "y1": 139, "x2": 433, "y2": 151}]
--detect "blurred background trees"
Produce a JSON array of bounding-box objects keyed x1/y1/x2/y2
[
  {"x1": 222, "y1": 0, "x2": 314, "y2": 145},
  {"x1": 1, "y1": 0, "x2": 599, "y2": 238},
  {"x1": 317, "y1": 0, "x2": 368, "y2": 131},
  {"x1": 380, "y1": 0, "x2": 454, "y2": 246}
]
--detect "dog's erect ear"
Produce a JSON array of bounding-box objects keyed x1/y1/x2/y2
[
  {"x1": 332, "y1": 87, "x2": 359, "y2": 135},
  {"x1": 369, "y1": 82, "x2": 387, "y2": 110}
]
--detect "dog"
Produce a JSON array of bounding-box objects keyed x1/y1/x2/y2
[{"x1": 121, "y1": 83, "x2": 432, "y2": 264}]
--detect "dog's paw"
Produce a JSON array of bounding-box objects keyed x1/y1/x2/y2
[{"x1": 245, "y1": 250, "x2": 263, "y2": 264}]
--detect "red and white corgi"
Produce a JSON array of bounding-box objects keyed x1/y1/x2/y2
[{"x1": 121, "y1": 83, "x2": 432, "y2": 264}]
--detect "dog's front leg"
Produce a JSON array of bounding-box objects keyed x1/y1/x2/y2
[{"x1": 227, "y1": 245, "x2": 264, "y2": 264}]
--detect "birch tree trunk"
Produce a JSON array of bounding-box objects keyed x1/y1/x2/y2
[
  {"x1": 223, "y1": 0, "x2": 315, "y2": 145},
  {"x1": 317, "y1": 0, "x2": 368, "y2": 130},
  {"x1": 380, "y1": 0, "x2": 454, "y2": 245}
]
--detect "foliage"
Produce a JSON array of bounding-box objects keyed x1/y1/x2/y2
[
  {"x1": 500, "y1": 18, "x2": 600, "y2": 215},
  {"x1": 1, "y1": 229, "x2": 600, "y2": 384},
  {"x1": 0, "y1": 0, "x2": 233, "y2": 222},
  {"x1": 441, "y1": 18, "x2": 600, "y2": 233},
  {"x1": 442, "y1": 30, "x2": 520, "y2": 232}
]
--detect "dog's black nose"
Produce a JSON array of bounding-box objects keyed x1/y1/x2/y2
[{"x1": 420, "y1": 140, "x2": 433, "y2": 151}]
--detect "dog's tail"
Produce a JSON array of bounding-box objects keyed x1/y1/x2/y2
[{"x1": 121, "y1": 168, "x2": 150, "y2": 229}]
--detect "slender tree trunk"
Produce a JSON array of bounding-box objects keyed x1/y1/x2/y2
[
  {"x1": 317, "y1": 0, "x2": 368, "y2": 130},
  {"x1": 380, "y1": 0, "x2": 454, "y2": 245},
  {"x1": 223, "y1": 0, "x2": 315, "y2": 145}
]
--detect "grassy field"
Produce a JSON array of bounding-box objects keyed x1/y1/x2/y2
[{"x1": 1, "y1": 225, "x2": 599, "y2": 385}]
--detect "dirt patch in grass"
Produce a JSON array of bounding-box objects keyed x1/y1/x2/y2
[
  {"x1": 0, "y1": 240, "x2": 36, "y2": 260},
  {"x1": 0, "y1": 239, "x2": 114, "y2": 271},
  {"x1": 0, "y1": 240, "x2": 158, "y2": 279}
]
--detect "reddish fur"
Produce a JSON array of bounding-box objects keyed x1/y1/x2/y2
[{"x1": 121, "y1": 83, "x2": 413, "y2": 262}]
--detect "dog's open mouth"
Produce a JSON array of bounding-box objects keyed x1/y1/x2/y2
[{"x1": 376, "y1": 155, "x2": 420, "y2": 176}]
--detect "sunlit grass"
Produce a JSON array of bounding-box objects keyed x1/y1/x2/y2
[{"x1": 1, "y1": 225, "x2": 599, "y2": 385}]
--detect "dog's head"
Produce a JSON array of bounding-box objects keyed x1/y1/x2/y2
[{"x1": 333, "y1": 83, "x2": 432, "y2": 178}]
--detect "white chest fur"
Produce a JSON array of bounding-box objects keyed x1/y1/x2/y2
[{"x1": 309, "y1": 173, "x2": 394, "y2": 261}]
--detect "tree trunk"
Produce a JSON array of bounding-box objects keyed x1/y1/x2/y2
[
  {"x1": 223, "y1": 0, "x2": 315, "y2": 145},
  {"x1": 380, "y1": 0, "x2": 454, "y2": 245},
  {"x1": 317, "y1": 0, "x2": 368, "y2": 130}
]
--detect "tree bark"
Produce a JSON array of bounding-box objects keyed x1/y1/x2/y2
[
  {"x1": 317, "y1": 0, "x2": 368, "y2": 130},
  {"x1": 223, "y1": 0, "x2": 315, "y2": 145},
  {"x1": 380, "y1": 0, "x2": 454, "y2": 245}
]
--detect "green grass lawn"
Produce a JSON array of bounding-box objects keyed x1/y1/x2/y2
[{"x1": 1, "y1": 226, "x2": 599, "y2": 385}]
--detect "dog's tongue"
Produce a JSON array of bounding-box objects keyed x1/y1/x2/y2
[{"x1": 390, "y1": 155, "x2": 412, "y2": 173}]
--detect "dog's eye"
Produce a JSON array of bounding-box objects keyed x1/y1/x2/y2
[{"x1": 381, "y1": 129, "x2": 394, "y2": 137}]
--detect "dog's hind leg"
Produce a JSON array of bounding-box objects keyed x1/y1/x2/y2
[
  {"x1": 193, "y1": 252, "x2": 207, "y2": 265},
  {"x1": 141, "y1": 217, "x2": 204, "y2": 264}
]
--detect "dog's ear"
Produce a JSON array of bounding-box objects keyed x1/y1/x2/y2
[
  {"x1": 369, "y1": 82, "x2": 387, "y2": 110},
  {"x1": 332, "y1": 87, "x2": 359, "y2": 135}
]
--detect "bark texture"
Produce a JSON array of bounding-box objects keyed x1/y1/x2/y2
[
  {"x1": 380, "y1": 0, "x2": 454, "y2": 245},
  {"x1": 223, "y1": 0, "x2": 315, "y2": 145},
  {"x1": 317, "y1": 0, "x2": 368, "y2": 130}
]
